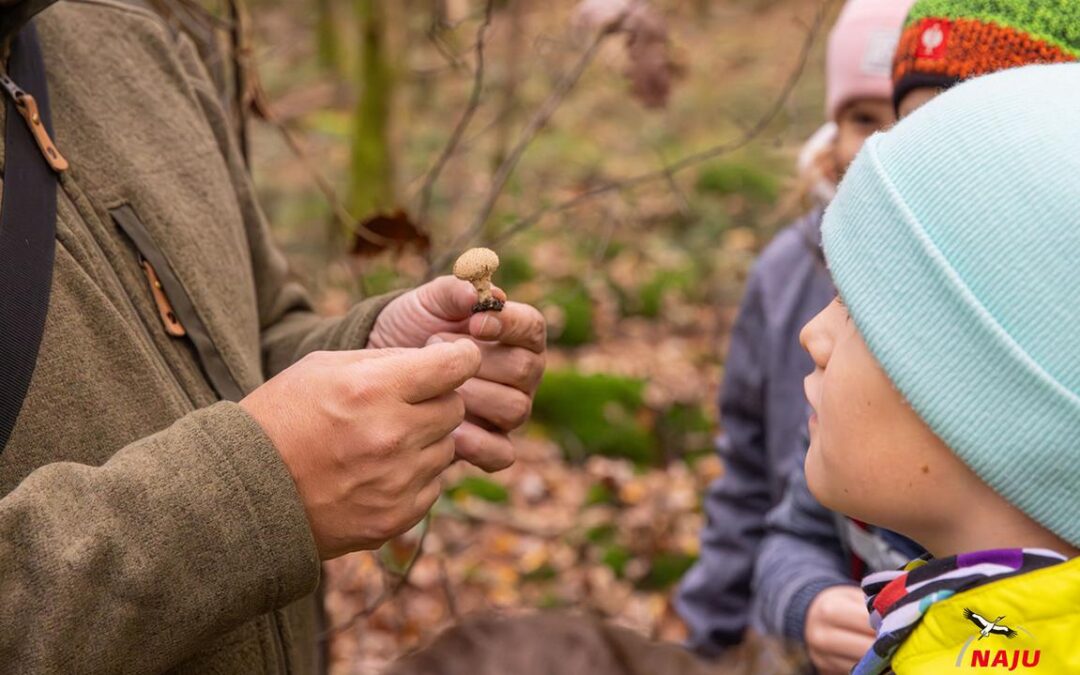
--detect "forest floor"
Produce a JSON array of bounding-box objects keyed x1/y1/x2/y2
[{"x1": 245, "y1": 0, "x2": 828, "y2": 671}]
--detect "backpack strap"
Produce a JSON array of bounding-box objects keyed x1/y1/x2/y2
[{"x1": 0, "y1": 21, "x2": 61, "y2": 452}]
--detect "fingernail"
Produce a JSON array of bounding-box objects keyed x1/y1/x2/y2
[
  {"x1": 478, "y1": 314, "x2": 502, "y2": 337},
  {"x1": 427, "y1": 335, "x2": 445, "y2": 346}
]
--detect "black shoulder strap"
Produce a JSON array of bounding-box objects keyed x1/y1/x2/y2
[{"x1": 0, "y1": 21, "x2": 59, "y2": 452}]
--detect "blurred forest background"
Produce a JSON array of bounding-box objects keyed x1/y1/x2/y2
[{"x1": 174, "y1": 0, "x2": 832, "y2": 670}]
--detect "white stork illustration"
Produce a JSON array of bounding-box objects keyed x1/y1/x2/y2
[{"x1": 964, "y1": 608, "x2": 1018, "y2": 640}]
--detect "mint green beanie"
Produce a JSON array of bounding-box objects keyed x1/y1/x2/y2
[{"x1": 822, "y1": 63, "x2": 1080, "y2": 546}]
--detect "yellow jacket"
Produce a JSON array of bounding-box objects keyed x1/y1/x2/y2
[{"x1": 891, "y1": 557, "x2": 1080, "y2": 673}]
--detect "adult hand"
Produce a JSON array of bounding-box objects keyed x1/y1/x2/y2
[
  {"x1": 239, "y1": 341, "x2": 481, "y2": 559},
  {"x1": 368, "y1": 276, "x2": 546, "y2": 472},
  {"x1": 804, "y1": 585, "x2": 876, "y2": 674}
]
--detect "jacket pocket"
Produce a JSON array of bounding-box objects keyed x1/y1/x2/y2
[{"x1": 111, "y1": 205, "x2": 245, "y2": 402}]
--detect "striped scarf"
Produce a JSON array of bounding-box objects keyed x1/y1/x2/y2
[{"x1": 852, "y1": 548, "x2": 1068, "y2": 675}]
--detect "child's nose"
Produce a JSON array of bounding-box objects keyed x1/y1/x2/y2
[{"x1": 800, "y1": 307, "x2": 832, "y2": 368}]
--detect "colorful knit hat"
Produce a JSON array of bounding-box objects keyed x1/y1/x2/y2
[
  {"x1": 822, "y1": 64, "x2": 1080, "y2": 547},
  {"x1": 892, "y1": 0, "x2": 1080, "y2": 110},
  {"x1": 826, "y1": 0, "x2": 918, "y2": 120}
]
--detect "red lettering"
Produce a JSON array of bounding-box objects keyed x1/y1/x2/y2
[{"x1": 967, "y1": 648, "x2": 1041, "y2": 669}]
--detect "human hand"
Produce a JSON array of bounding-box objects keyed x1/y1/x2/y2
[
  {"x1": 804, "y1": 585, "x2": 876, "y2": 674},
  {"x1": 369, "y1": 276, "x2": 546, "y2": 472},
  {"x1": 239, "y1": 341, "x2": 481, "y2": 559}
]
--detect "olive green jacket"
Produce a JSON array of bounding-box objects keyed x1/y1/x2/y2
[{"x1": 0, "y1": 2, "x2": 399, "y2": 672}]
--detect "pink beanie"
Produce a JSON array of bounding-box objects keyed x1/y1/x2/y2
[{"x1": 825, "y1": 0, "x2": 916, "y2": 120}]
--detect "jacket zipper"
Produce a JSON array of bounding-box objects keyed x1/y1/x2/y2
[
  {"x1": 0, "y1": 72, "x2": 68, "y2": 172},
  {"x1": 56, "y1": 180, "x2": 198, "y2": 415},
  {"x1": 111, "y1": 205, "x2": 245, "y2": 402},
  {"x1": 138, "y1": 253, "x2": 187, "y2": 337}
]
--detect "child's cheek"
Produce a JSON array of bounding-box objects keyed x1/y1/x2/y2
[
  {"x1": 806, "y1": 366, "x2": 859, "y2": 510},
  {"x1": 809, "y1": 338, "x2": 889, "y2": 518}
]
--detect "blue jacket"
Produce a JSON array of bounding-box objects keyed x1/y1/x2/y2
[
  {"x1": 676, "y1": 210, "x2": 835, "y2": 653},
  {"x1": 677, "y1": 210, "x2": 924, "y2": 654},
  {"x1": 751, "y1": 458, "x2": 923, "y2": 642}
]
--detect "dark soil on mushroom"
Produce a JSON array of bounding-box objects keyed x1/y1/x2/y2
[{"x1": 472, "y1": 298, "x2": 506, "y2": 313}]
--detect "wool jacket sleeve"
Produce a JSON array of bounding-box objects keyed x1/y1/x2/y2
[
  {"x1": 675, "y1": 270, "x2": 773, "y2": 655},
  {"x1": 0, "y1": 402, "x2": 321, "y2": 672},
  {"x1": 750, "y1": 461, "x2": 854, "y2": 642},
  {"x1": 174, "y1": 36, "x2": 404, "y2": 379}
]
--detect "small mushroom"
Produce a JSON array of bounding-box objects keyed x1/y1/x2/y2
[{"x1": 453, "y1": 247, "x2": 504, "y2": 313}]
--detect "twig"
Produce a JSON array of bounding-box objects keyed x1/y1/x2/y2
[
  {"x1": 417, "y1": 0, "x2": 497, "y2": 223},
  {"x1": 249, "y1": 79, "x2": 394, "y2": 247},
  {"x1": 427, "y1": 21, "x2": 469, "y2": 72},
  {"x1": 428, "y1": 0, "x2": 831, "y2": 267},
  {"x1": 438, "y1": 556, "x2": 460, "y2": 620},
  {"x1": 321, "y1": 518, "x2": 432, "y2": 639},
  {"x1": 428, "y1": 7, "x2": 635, "y2": 275},
  {"x1": 444, "y1": 500, "x2": 570, "y2": 538}
]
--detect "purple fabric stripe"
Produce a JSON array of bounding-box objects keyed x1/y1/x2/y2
[{"x1": 956, "y1": 548, "x2": 1023, "y2": 570}]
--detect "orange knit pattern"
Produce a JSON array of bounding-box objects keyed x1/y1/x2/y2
[{"x1": 893, "y1": 17, "x2": 1078, "y2": 84}]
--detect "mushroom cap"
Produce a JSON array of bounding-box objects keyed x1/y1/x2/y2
[{"x1": 453, "y1": 247, "x2": 500, "y2": 281}]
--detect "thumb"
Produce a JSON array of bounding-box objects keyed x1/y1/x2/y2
[
  {"x1": 379, "y1": 340, "x2": 482, "y2": 403},
  {"x1": 415, "y1": 276, "x2": 479, "y2": 322},
  {"x1": 415, "y1": 276, "x2": 507, "y2": 322}
]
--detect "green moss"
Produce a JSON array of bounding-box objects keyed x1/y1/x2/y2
[
  {"x1": 695, "y1": 159, "x2": 779, "y2": 204},
  {"x1": 532, "y1": 369, "x2": 656, "y2": 464},
  {"x1": 640, "y1": 552, "x2": 698, "y2": 590},
  {"x1": 522, "y1": 564, "x2": 558, "y2": 582},
  {"x1": 629, "y1": 267, "x2": 699, "y2": 318},
  {"x1": 546, "y1": 282, "x2": 595, "y2": 347},
  {"x1": 585, "y1": 522, "x2": 618, "y2": 544},
  {"x1": 585, "y1": 482, "x2": 618, "y2": 507},
  {"x1": 447, "y1": 476, "x2": 510, "y2": 503},
  {"x1": 655, "y1": 403, "x2": 715, "y2": 460},
  {"x1": 497, "y1": 252, "x2": 535, "y2": 290},
  {"x1": 537, "y1": 592, "x2": 567, "y2": 609},
  {"x1": 601, "y1": 545, "x2": 633, "y2": 577}
]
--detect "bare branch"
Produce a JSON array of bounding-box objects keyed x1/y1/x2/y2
[
  {"x1": 417, "y1": 0, "x2": 497, "y2": 222},
  {"x1": 438, "y1": 556, "x2": 460, "y2": 620},
  {"x1": 321, "y1": 518, "x2": 432, "y2": 639},
  {"x1": 428, "y1": 7, "x2": 635, "y2": 274},
  {"x1": 426, "y1": 0, "x2": 832, "y2": 265},
  {"x1": 249, "y1": 78, "x2": 395, "y2": 247}
]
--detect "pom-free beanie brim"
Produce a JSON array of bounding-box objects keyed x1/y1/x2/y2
[{"x1": 823, "y1": 65, "x2": 1080, "y2": 546}]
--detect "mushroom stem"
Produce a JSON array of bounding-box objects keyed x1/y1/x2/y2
[{"x1": 473, "y1": 278, "x2": 493, "y2": 305}]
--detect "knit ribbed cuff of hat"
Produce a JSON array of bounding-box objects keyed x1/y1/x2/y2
[{"x1": 821, "y1": 135, "x2": 1080, "y2": 548}]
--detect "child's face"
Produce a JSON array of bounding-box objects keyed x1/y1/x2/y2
[
  {"x1": 897, "y1": 86, "x2": 941, "y2": 119},
  {"x1": 833, "y1": 98, "x2": 895, "y2": 177},
  {"x1": 799, "y1": 298, "x2": 980, "y2": 544}
]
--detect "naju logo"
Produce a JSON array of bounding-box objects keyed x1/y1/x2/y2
[{"x1": 956, "y1": 607, "x2": 1041, "y2": 671}]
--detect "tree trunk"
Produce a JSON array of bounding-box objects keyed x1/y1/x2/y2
[
  {"x1": 347, "y1": 0, "x2": 396, "y2": 237},
  {"x1": 315, "y1": 0, "x2": 343, "y2": 74},
  {"x1": 491, "y1": 0, "x2": 524, "y2": 173}
]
